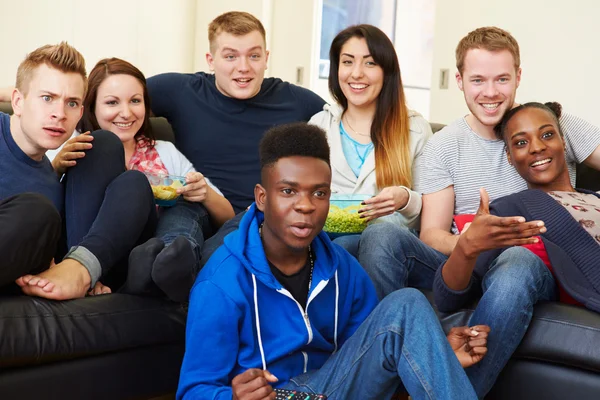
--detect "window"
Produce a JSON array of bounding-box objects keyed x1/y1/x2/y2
[
  {"x1": 313, "y1": 0, "x2": 435, "y2": 119},
  {"x1": 318, "y1": 0, "x2": 397, "y2": 79}
]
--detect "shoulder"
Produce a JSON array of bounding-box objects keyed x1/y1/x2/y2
[
  {"x1": 153, "y1": 140, "x2": 180, "y2": 158},
  {"x1": 195, "y1": 246, "x2": 245, "y2": 289},
  {"x1": 490, "y1": 189, "x2": 547, "y2": 215},
  {"x1": 408, "y1": 110, "x2": 433, "y2": 137},
  {"x1": 153, "y1": 140, "x2": 177, "y2": 151},
  {"x1": 263, "y1": 78, "x2": 324, "y2": 104},
  {"x1": 147, "y1": 72, "x2": 210, "y2": 91},
  {"x1": 309, "y1": 103, "x2": 339, "y2": 126}
]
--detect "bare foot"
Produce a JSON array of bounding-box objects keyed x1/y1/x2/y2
[
  {"x1": 18, "y1": 259, "x2": 91, "y2": 300},
  {"x1": 88, "y1": 281, "x2": 112, "y2": 296},
  {"x1": 447, "y1": 325, "x2": 491, "y2": 368}
]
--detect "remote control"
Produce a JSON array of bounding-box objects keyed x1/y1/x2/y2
[{"x1": 274, "y1": 388, "x2": 327, "y2": 399}]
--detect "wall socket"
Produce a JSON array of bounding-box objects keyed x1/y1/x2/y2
[
  {"x1": 296, "y1": 66, "x2": 304, "y2": 85},
  {"x1": 439, "y1": 68, "x2": 449, "y2": 89}
]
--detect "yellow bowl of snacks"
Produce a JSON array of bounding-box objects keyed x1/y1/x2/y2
[
  {"x1": 324, "y1": 194, "x2": 370, "y2": 238},
  {"x1": 144, "y1": 173, "x2": 186, "y2": 207}
]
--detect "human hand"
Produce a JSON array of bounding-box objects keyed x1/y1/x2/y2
[
  {"x1": 459, "y1": 188, "x2": 546, "y2": 258},
  {"x1": 232, "y1": 368, "x2": 278, "y2": 400},
  {"x1": 178, "y1": 171, "x2": 209, "y2": 203},
  {"x1": 447, "y1": 325, "x2": 491, "y2": 368},
  {"x1": 51, "y1": 132, "x2": 93, "y2": 175},
  {"x1": 358, "y1": 186, "x2": 409, "y2": 222}
]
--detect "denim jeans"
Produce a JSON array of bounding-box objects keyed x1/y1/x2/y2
[
  {"x1": 334, "y1": 223, "x2": 447, "y2": 299},
  {"x1": 466, "y1": 246, "x2": 557, "y2": 398},
  {"x1": 283, "y1": 288, "x2": 477, "y2": 400},
  {"x1": 155, "y1": 199, "x2": 212, "y2": 265}
]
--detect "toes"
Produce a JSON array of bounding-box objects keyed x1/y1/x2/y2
[
  {"x1": 36, "y1": 278, "x2": 50, "y2": 288},
  {"x1": 15, "y1": 277, "x2": 26, "y2": 287},
  {"x1": 42, "y1": 282, "x2": 55, "y2": 292},
  {"x1": 27, "y1": 276, "x2": 41, "y2": 286}
]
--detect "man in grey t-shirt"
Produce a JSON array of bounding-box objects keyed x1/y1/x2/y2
[{"x1": 391, "y1": 27, "x2": 600, "y2": 398}]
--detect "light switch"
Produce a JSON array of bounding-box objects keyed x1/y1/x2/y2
[{"x1": 439, "y1": 69, "x2": 449, "y2": 89}]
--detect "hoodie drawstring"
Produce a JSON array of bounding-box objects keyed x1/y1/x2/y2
[
  {"x1": 252, "y1": 274, "x2": 267, "y2": 370},
  {"x1": 333, "y1": 270, "x2": 339, "y2": 353}
]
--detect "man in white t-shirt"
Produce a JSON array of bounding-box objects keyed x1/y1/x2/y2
[{"x1": 386, "y1": 27, "x2": 600, "y2": 398}]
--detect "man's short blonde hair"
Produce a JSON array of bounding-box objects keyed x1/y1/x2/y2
[
  {"x1": 455, "y1": 27, "x2": 520, "y2": 75},
  {"x1": 208, "y1": 11, "x2": 266, "y2": 53},
  {"x1": 16, "y1": 42, "x2": 87, "y2": 96}
]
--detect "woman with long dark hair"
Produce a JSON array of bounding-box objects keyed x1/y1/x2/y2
[{"x1": 310, "y1": 24, "x2": 433, "y2": 298}]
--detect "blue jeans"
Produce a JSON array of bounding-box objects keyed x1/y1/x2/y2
[
  {"x1": 466, "y1": 247, "x2": 557, "y2": 398},
  {"x1": 334, "y1": 223, "x2": 447, "y2": 299},
  {"x1": 283, "y1": 288, "x2": 477, "y2": 400},
  {"x1": 155, "y1": 199, "x2": 212, "y2": 264}
]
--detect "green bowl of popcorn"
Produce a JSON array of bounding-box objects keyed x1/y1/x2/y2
[{"x1": 324, "y1": 194, "x2": 371, "y2": 238}]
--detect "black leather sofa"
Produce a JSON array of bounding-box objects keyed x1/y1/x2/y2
[
  {"x1": 1, "y1": 104, "x2": 600, "y2": 399},
  {"x1": 0, "y1": 101, "x2": 186, "y2": 400}
]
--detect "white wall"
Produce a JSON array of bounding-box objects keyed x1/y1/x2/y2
[
  {"x1": 0, "y1": 0, "x2": 196, "y2": 87},
  {"x1": 430, "y1": 0, "x2": 600, "y2": 126}
]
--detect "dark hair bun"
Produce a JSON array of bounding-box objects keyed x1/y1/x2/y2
[{"x1": 544, "y1": 102, "x2": 562, "y2": 119}]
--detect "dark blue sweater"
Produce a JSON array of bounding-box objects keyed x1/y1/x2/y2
[
  {"x1": 147, "y1": 72, "x2": 325, "y2": 213},
  {"x1": 434, "y1": 189, "x2": 600, "y2": 313},
  {"x1": 0, "y1": 112, "x2": 62, "y2": 211}
]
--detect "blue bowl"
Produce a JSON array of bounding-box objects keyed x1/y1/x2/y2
[
  {"x1": 144, "y1": 173, "x2": 186, "y2": 207},
  {"x1": 324, "y1": 194, "x2": 370, "y2": 238}
]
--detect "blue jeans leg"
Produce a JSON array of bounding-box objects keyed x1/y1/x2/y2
[
  {"x1": 283, "y1": 288, "x2": 477, "y2": 400},
  {"x1": 155, "y1": 199, "x2": 211, "y2": 261},
  {"x1": 332, "y1": 234, "x2": 360, "y2": 257},
  {"x1": 353, "y1": 223, "x2": 447, "y2": 299},
  {"x1": 466, "y1": 247, "x2": 557, "y2": 398}
]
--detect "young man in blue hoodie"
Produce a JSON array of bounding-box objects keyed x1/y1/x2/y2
[{"x1": 178, "y1": 122, "x2": 489, "y2": 400}]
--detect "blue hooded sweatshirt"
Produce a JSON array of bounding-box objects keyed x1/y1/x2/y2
[{"x1": 177, "y1": 204, "x2": 378, "y2": 400}]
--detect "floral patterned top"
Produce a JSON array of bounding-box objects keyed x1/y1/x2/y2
[{"x1": 548, "y1": 191, "x2": 600, "y2": 245}]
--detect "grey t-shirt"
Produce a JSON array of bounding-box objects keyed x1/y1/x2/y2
[{"x1": 414, "y1": 112, "x2": 600, "y2": 232}]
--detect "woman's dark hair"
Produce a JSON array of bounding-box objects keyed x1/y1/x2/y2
[
  {"x1": 328, "y1": 24, "x2": 412, "y2": 189},
  {"x1": 79, "y1": 58, "x2": 153, "y2": 142},
  {"x1": 494, "y1": 102, "x2": 563, "y2": 141}
]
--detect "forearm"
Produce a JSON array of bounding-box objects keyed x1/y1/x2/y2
[
  {"x1": 420, "y1": 228, "x2": 459, "y2": 256},
  {"x1": 203, "y1": 187, "x2": 235, "y2": 228},
  {"x1": 441, "y1": 238, "x2": 478, "y2": 290}
]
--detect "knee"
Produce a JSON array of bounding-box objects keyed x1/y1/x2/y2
[
  {"x1": 381, "y1": 288, "x2": 429, "y2": 309},
  {"x1": 110, "y1": 170, "x2": 153, "y2": 201},
  {"x1": 485, "y1": 247, "x2": 553, "y2": 295},
  {"x1": 10, "y1": 193, "x2": 61, "y2": 231},
  {"x1": 90, "y1": 129, "x2": 125, "y2": 160},
  {"x1": 91, "y1": 129, "x2": 122, "y2": 148},
  {"x1": 361, "y1": 222, "x2": 411, "y2": 246}
]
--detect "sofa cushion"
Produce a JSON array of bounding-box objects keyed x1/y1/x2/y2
[
  {"x1": 424, "y1": 290, "x2": 600, "y2": 374},
  {"x1": 0, "y1": 293, "x2": 186, "y2": 368}
]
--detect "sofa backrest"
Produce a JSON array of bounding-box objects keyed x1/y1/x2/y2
[
  {"x1": 0, "y1": 100, "x2": 598, "y2": 191},
  {"x1": 0, "y1": 100, "x2": 175, "y2": 143}
]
